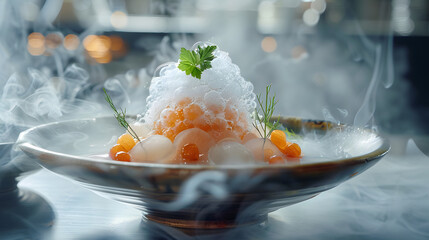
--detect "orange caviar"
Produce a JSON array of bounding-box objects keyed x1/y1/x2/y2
[
  {"x1": 269, "y1": 129, "x2": 301, "y2": 159},
  {"x1": 284, "y1": 142, "x2": 301, "y2": 158},
  {"x1": 109, "y1": 144, "x2": 127, "y2": 160},
  {"x1": 153, "y1": 98, "x2": 248, "y2": 142},
  {"x1": 268, "y1": 155, "x2": 285, "y2": 164},
  {"x1": 109, "y1": 133, "x2": 136, "y2": 161},
  {"x1": 117, "y1": 133, "x2": 136, "y2": 151},
  {"x1": 270, "y1": 130, "x2": 287, "y2": 149},
  {"x1": 181, "y1": 143, "x2": 200, "y2": 162},
  {"x1": 116, "y1": 151, "x2": 131, "y2": 162}
]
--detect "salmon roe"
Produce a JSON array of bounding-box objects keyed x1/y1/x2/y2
[
  {"x1": 270, "y1": 130, "x2": 287, "y2": 149},
  {"x1": 109, "y1": 144, "x2": 127, "y2": 160},
  {"x1": 269, "y1": 129, "x2": 302, "y2": 158},
  {"x1": 181, "y1": 143, "x2": 200, "y2": 162},
  {"x1": 269, "y1": 155, "x2": 285, "y2": 164},
  {"x1": 109, "y1": 133, "x2": 136, "y2": 161},
  {"x1": 116, "y1": 151, "x2": 131, "y2": 162},
  {"x1": 284, "y1": 142, "x2": 301, "y2": 158},
  {"x1": 153, "y1": 98, "x2": 248, "y2": 142},
  {"x1": 117, "y1": 133, "x2": 136, "y2": 151}
]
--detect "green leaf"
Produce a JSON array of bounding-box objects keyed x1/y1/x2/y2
[
  {"x1": 178, "y1": 45, "x2": 217, "y2": 79},
  {"x1": 200, "y1": 61, "x2": 212, "y2": 72},
  {"x1": 191, "y1": 68, "x2": 202, "y2": 79}
]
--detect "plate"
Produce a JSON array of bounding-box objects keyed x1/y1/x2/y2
[{"x1": 17, "y1": 117, "x2": 389, "y2": 230}]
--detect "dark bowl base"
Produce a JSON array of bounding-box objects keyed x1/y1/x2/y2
[
  {"x1": 145, "y1": 213, "x2": 267, "y2": 231},
  {"x1": 144, "y1": 213, "x2": 267, "y2": 236}
]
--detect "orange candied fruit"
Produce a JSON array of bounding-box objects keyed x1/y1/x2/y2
[
  {"x1": 270, "y1": 130, "x2": 302, "y2": 158},
  {"x1": 117, "y1": 133, "x2": 136, "y2": 151},
  {"x1": 109, "y1": 144, "x2": 127, "y2": 160},
  {"x1": 284, "y1": 142, "x2": 301, "y2": 158},
  {"x1": 270, "y1": 130, "x2": 287, "y2": 149},
  {"x1": 181, "y1": 143, "x2": 200, "y2": 162},
  {"x1": 116, "y1": 151, "x2": 131, "y2": 162}
]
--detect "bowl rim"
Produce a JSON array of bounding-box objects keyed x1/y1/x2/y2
[{"x1": 17, "y1": 116, "x2": 390, "y2": 170}]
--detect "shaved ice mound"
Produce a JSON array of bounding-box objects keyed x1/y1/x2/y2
[
  {"x1": 142, "y1": 42, "x2": 257, "y2": 142},
  {"x1": 108, "y1": 42, "x2": 302, "y2": 165}
]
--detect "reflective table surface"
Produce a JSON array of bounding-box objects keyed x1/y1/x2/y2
[{"x1": 1, "y1": 139, "x2": 429, "y2": 240}]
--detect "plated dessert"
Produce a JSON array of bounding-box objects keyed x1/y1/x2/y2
[
  {"x1": 17, "y1": 41, "x2": 390, "y2": 231},
  {"x1": 105, "y1": 43, "x2": 301, "y2": 165}
]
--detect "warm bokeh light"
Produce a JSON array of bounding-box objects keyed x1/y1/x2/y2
[
  {"x1": 28, "y1": 32, "x2": 44, "y2": 48},
  {"x1": 27, "y1": 32, "x2": 126, "y2": 63},
  {"x1": 110, "y1": 11, "x2": 128, "y2": 29},
  {"x1": 84, "y1": 35, "x2": 119, "y2": 64},
  {"x1": 261, "y1": 36, "x2": 277, "y2": 53},
  {"x1": 27, "y1": 32, "x2": 45, "y2": 56},
  {"x1": 109, "y1": 35, "x2": 127, "y2": 58},
  {"x1": 109, "y1": 35, "x2": 124, "y2": 51},
  {"x1": 64, "y1": 34, "x2": 80, "y2": 50},
  {"x1": 27, "y1": 44, "x2": 45, "y2": 56},
  {"x1": 96, "y1": 51, "x2": 113, "y2": 64},
  {"x1": 45, "y1": 33, "x2": 62, "y2": 49},
  {"x1": 83, "y1": 35, "x2": 99, "y2": 52},
  {"x1": 84, "y1": 35, "x2": 110, "y2": 52}
]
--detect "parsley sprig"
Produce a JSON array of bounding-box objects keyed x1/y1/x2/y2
[
  {"x1": 178, "y1": 45, "x2": 217, "y2": 79},
  {"x1": 103, "y1": 88, "x2": 140, "y2": 141},
  {"x1": 253, "y1": 85, "x2": 280, "y2": 143}
]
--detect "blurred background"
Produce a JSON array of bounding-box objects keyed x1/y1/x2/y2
[
  {"x1": 2, "y1": 0, "x2": 428, "y2": 144},
  {"x1": 1, "y1": 1, "x2": 429, "y2": 239}
]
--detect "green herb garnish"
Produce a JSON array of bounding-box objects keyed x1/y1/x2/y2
[
  {"x1": 178, "y1": 45, "x2": 217, "y2": 79},
  {"x1": 266, "y1": 121, "x2": 299, "y2": 139},
  {"x1": 103, "y1": 88, "x2": 140, "y2": 141},
  {"x1": 284, "y1": 128, "x2": 299, "y2": 139},
  {"x1": 253, "y1": 84, "x2": 280, "y2": 143}
]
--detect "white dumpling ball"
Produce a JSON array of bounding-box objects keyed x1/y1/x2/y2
[
  {"x1": 130, "y1": 135, "x2": 173, "y2": 163},
  {"x1": 208, "y1": 141, "x2": 255, "y2": 165}
]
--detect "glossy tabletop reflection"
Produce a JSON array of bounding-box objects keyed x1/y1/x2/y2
[{"x1": 2, "y1": 139, "x2": 429, "y2": 240}]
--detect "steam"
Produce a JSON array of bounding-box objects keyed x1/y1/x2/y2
[
  {"x1": 266, "y1": 139, "x2": 429, "y2": 240},
  {"x1": 0, "y1": 1, "x2": 139, "y2": 142},
  {"x1": 3, "y1": 1, "x2": 427, "y2": 240},
  {"x1": 152, "y1": 171, "x2": 229, "y2": 211},
  {"x1": 112, "y1": 140, "x2": 428, "y2": 240}
]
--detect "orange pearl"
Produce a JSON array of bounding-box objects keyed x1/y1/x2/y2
[
  {"x1": 285, "y1": 142, "x2": 301, "y2": 158},
  {"x1": 117, "y1": 133, "x2": 136, "y2": 151},
  {"x1": 270, "y1": 130, "x2": 287, "y2": 149},
  {"x1": 109, "y1": 144, "x2": 126, "y2": 160},
  {"x1": 181, "y1": 143, "x2": 200, "y2": 162},
  {"x1": 116, "y1": 151, "x2": 131, "y2": 162},
  {"x1": 269, "y1": 155, "x2": 285, "y2": 164}
]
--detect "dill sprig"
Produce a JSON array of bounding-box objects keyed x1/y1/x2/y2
[
  {"x1": 252, "y1": 84, "x2": 280, "y2": 143},
  {"x1": 103, "y1": 88, "x2": 140, "y2": 141},
  {"x1": 266, "y1": 121, "x2": 299, "y2": 139},
  {"x1": 284, "y1": 128, "x2": 299, "y2": 139}
]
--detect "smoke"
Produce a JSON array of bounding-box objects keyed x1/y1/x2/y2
[
  {"x1": 3, "y1": 1, "x2": 428, "y2": 240},
  {"x1": 70, "y1": 140, "x2": 427, "y2": 240},
  {"x1": 20, "y1": 140, "x2": 426, "y2": 240},
  {"x1": 1, "y1": 2, "x2": 97, "y2": 141},
  {"x1": 199, "y1": 1, "x2": 401, "y2": 131}
]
